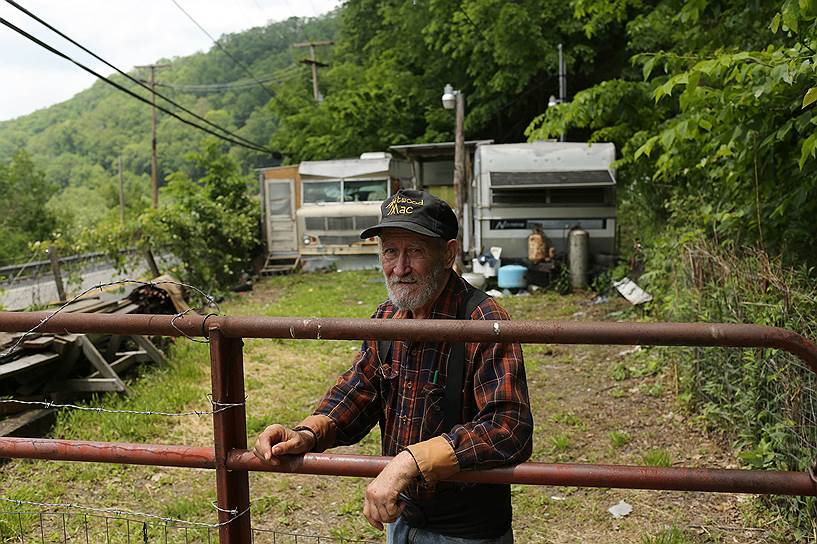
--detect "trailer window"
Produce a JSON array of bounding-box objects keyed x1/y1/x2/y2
[
  {"x1": 344, "y1": 179, "x2": 388, "y2": 202},
  {"x1": 303, "y1": 181, "x2": 342, "y2": 204}
]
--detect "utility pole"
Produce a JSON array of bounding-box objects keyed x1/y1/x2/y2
[
  {"x1": 118, "y1": 156, "x2": 125, "y2": 224},
  {"x1": 558, "y1": 43, "x2": 566, "y2": 142},
  {"x1": 136, "y1": 63, "x2": 169, "y2": 207},
  {"x1": 454, "y1": 91, "x2": 466, "y2": 261},
  {"x1": 293, "y1": 40, "x2": 333, "y2": 101}
]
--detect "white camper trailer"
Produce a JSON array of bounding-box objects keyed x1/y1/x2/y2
[
  {"x1": 471, "y1": 142, "x2": 617, "y2": 260},
  {"x1": 296, "y1": 154, "x2": 393, "y2": 268}
]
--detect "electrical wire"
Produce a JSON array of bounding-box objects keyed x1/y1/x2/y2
[
  {"x1": 0, "y1": 15, "x2": 278, "y2": 156},
  {"x1": 2, "y1": 0, "x2": 273, "y2": 154},
  {"x1": 168, "y1": 0, "x2": 276, "y2": 99},
  {"x1": 153, "y1": 65, "x2": 304, "y2": 93}
]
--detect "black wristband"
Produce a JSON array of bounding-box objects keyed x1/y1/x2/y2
[{"x1": 292, "y1": 425, "x2": 317, "y2": 452}]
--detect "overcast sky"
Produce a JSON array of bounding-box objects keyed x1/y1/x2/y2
[{"x1": 0, "y1": 0, "x2": 342, "y2": 121}]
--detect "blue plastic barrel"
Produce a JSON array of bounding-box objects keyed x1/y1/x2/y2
[{"x1": 497, "y1": 264, "x2": 528, "y2": 289}]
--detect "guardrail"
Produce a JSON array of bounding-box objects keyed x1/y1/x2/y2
[{"x1": 1, "y1": 312, "x2": 815, "y2": 543}]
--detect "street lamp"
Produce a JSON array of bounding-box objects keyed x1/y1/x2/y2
[{"x1": 442, "y1": 83, "x2": 466, "y2": 264}]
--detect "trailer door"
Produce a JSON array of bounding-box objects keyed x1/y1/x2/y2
[{"x1": 265, "y1": 178, "x2": 298, "y2": 254}]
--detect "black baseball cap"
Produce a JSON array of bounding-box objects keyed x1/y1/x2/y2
[{"x1": 359, "y1": 189, "x2": 458, "y2": 240}]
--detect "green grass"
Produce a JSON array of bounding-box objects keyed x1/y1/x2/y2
[
  {"x1": 642, "y1": 449, "x2": 673, "y2": 467},
  {"x1": 608, "y1": 430, "x2": 631, "y2": 449},
  {"x1": 549, "y1": 433, "x2": 572, "y2": 453},
  {"x1": 642, "y1": 526, "x2": 703, "y2": 544}
]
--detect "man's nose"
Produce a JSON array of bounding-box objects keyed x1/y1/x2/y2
[{"x1": 392, "y1": 252, "x2": 412, "y2": 276}]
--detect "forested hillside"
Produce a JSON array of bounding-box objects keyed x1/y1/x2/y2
[{"x1": 0, "y1": 13, "x2": 337, "y2": 264}]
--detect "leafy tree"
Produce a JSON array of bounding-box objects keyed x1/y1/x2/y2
[
  {"x1": 0, "y1": 150, "x2": 57, "y2": 264},
  {"x1": 526, "y1": 0, "x2": 817, "y2": 259},
  {"x1": 138, "y1": 141, "x2": 260, "y2": 293},
  {"x1": 269, "y1": 0, "x2": 631, "y2": 162}
]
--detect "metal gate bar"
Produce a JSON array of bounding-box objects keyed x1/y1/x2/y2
[
  {"x1": 0, "y1": 436, "x2": 814, "y2": 496},
  {"x1": 1, "y1": 313, "x2": 815, "y2": 373},
  {"x1": 1, "y1": 311, "x2": 816, "y2": 544}
]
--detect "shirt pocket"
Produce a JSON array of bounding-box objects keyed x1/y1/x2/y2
[{"x1": 420, "y1": 383, "x2": 445, "y2": 438}]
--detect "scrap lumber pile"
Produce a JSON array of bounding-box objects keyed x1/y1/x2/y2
[{"x1": 0, "y1": 281, "x2": 188, "y2": 437}]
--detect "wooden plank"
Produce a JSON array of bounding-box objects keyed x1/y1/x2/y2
[
  {"x1": 0, "y1": 408, "x2": 56, "y2": 437},
  {"x1": 130, "y1": 336, "x2": 168, "y2": 366},
  {"x1": 0, "y1": 352, "x2": 60, "y2": 379},
  {"x1": 0, "y1": 396, "x2": 47, "y2": 415},
  {"x1": 78, "y1": 336, "x2": 126, "y2": 392},
  {"x1": 59, "y1": 378, "x2": 123, "y2": 393},
  {"x1": 112, "y1": 303, "x2": 141, "y2": 315},
  {"x1": 88, "y1": 350, "x2": 148, "y2": 378},
  {"x1": 22, "y1": 336, "x2": 54, "y2": 350},
  {"x1": 60, "y1": 298, "x2": 101, "y2": 313}
]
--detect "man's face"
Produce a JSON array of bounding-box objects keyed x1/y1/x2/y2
[{"x1": 379, "y1": 230, "x2": 450, "y2": 312}]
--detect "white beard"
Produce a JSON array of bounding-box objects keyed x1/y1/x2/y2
[{"x1": 385, "y1": 264, "x2": 448, "y2": 312}]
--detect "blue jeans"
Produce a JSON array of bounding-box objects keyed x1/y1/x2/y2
[{"x1": 386, "y1": 517, "x2": 514, "y2": 544}]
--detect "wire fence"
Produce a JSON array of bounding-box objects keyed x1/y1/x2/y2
[{"x1": 0, "y1": 511, "x2": 380, "y2": 544}]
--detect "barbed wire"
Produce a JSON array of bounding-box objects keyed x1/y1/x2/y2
[
  {"x1": 1, "y1": 279, "x2": 221, "y2": 359},
  {"x1": 0, "y1": 497, "x2": 250, "y2": 529},
  {"x1": 0, "y1": 394, "x2": 244, "y2": 417}
]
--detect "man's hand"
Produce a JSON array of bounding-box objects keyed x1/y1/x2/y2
[
  {"x1": 252, "y1": 424, "x2": 315, "y2": 466},
  {"x1": 363, "y1": 450, "x2": 420, "y2": 531}
]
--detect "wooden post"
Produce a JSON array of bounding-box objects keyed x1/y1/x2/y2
[
  {"x1": 47, "y1": 247, "x2": 66, "y2": 302},
  {"x1": 135, "y1": 63, "x2": 169, "y2": 208},
  {"x1": 118, "y1": 156, "x2": 125, "y2": 224},
  {"x1": 144, "y1": 249, "x2": 160, "y2": 279},
  {"x1": 453, "y1": 91, "x2": 466, "y2": 266}
]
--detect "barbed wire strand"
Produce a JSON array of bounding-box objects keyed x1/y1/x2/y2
[
  {"x1": 0, "y1": 497, "x2": 250, "y2": 529},
  {"x1": 0, "y1": 394, "x2": 244, "y2": 417},
  {"x1": 0, "y1": 279, "x2": 220, "y2": 359}
]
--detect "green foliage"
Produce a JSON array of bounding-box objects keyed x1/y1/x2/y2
[
  {"x1": 0, "y1": 150, "x2": 57, "y2": 264},
  {"x1": 269, "y1": 0, "x2": 631, "y2": 162},
  {"x1": 0, "y1": 15, "x2": 338, "y2": 261},
  {"x1": 640, "y1": 234, "x2": 817, "y2": 534},
  {"x1": 139, "y1": 141, "x2": 260, "y2": 293},
  {"x1": 527, "y1": 0, "x2": 817, "y2": 260}
]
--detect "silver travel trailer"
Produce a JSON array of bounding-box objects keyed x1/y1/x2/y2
[{"x1": 470, "y1": 142, "x2": 617, "y2": 260}]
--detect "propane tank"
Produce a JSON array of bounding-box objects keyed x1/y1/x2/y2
[
  {"x1": 568, "y1": 227, "x2": 589, "y2": 289},
  {"x1": 528, "y1": 226, "x2": 546, "y2": 264}
]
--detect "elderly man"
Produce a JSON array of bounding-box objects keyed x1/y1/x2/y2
[{"x1": 254, "y1": 189, "x2": 533, "y2": 543}]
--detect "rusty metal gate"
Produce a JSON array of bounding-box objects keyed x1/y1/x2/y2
[{"x1": 0, "y1": 311, "x2": 816, "y2": 543}]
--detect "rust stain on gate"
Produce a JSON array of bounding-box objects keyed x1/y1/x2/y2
[{"x1": 1, "y1": 311, "x2": 816, "y2": 543}]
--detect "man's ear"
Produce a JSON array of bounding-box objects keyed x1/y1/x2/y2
[{"x1": 443, "y1": 239, "x2": 459, "y2": 268}]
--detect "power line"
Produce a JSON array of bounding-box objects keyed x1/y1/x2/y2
[
  {"x1": 0, "y1": 15, "x2": 277, "y2": 156},
  {"x1": 153, "y1": 65, "x2": 304, "y2": 93},
  {"x1": 168, "y1": 0, "x2": 276, "y2": 99},
  {"x1": 2, "y1": 0, "x2": 274, "y2": 154}
]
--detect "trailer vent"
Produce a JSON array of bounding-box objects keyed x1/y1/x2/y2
[
  {"x1": 491, "y1": 170, "x2": 614, "y2": 187},
  {"x1": 355, "y1": 215, "x2": 379, "y2": 230},
  {"x1": 305, "y1": 217, "x2": 326, "y2": 230},
  {"x1": 319, "y1": 235, "x2": 361, "y2": 245},
  {"x1": 328, "y1": 217, "x2": 355, "y2": 230}
]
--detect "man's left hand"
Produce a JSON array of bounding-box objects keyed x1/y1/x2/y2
[{"x1": 363, "y1": 450, "x2": 420, "y2": 531}]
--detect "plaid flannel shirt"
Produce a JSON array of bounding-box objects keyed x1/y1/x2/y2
[{"x1": 311, "y1": 271, "x2": 533, "y2": 481}]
